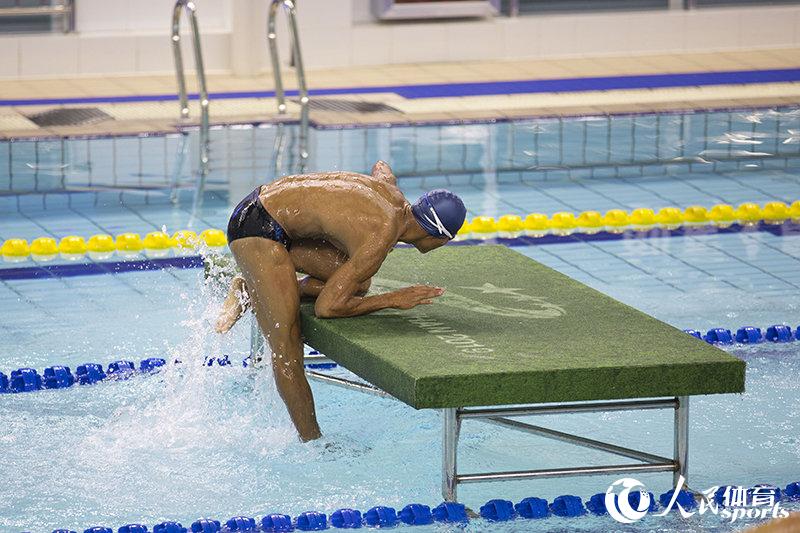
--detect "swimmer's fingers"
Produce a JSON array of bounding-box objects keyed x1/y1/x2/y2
[{"x1": 393, "y1": 285, "x2": 444, "y2": 309}]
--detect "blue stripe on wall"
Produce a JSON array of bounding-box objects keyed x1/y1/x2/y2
[{"x1": 2, "y1": 68, "x2": 799, "y2": 107}]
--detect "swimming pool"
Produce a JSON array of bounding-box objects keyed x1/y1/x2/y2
[{"x1": 1, "y1": 109, "x2": 800, "y2": 532}]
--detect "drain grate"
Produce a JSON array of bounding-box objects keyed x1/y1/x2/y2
[
  {"x1": 26, "y1": 107, "x2": 113, "y2": 127},
  {"x1": 296, "y1": 99, "x2": 403, "y2": 114}
]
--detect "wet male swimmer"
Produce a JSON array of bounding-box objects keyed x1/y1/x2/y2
[{"x1": 215, "y1": 161, "x2": 467, "y2": 442}]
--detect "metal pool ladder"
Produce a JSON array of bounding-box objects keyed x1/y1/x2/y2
[
  {"x1": 171, "y1": 0, "x2": 210, "y2": 206},
  {"x1": 268, "y1": 0, "x2": 310, "y2": 162}
]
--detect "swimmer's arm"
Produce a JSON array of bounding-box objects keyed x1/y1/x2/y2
[
  {"x1": 299, "y1": 275, "x2": 370, "y2": 299},
  {"x1": 371, "y1": 160, "x2": 397, "y2": 185},
  {"x1": 314, "y1": 244, "x2": 441, "y2": 318}
]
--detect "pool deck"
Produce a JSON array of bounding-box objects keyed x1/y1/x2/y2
[{"x1": 1, "y1": 48, "x2": 800, "y2": 138}]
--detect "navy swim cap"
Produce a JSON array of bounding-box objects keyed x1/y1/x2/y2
[{"x1": 411, "y1": 189, "x2": 466, "y2": 239}]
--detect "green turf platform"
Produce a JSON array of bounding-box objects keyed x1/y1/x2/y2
[{"x1": 300, "y1": 245, "x2": 745, "y2": 409}]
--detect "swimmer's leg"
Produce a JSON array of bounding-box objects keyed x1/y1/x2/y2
[
  {"x1": 215, "y1": 275, "x2": 249, "y2": 333},
  {"x1": 290, "y1": 239, "x2": 371, "y2": 298},
  {"x1": 230, "y1": 237, "x2": 322, "y2": 442}
]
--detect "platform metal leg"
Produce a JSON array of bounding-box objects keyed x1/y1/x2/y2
[
  {"x1": 442, "y1": 408, "x2": 460, "y2": 502},
  {"x1": 673, "y1": 395, "x2": 689, "y2": 488}
]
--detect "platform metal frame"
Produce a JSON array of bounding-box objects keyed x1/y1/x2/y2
[
  {"x1": 442, "y1": 397, "x2": 688, "y2": 501},
  {"x1": 301, "y1": 368, "x2": 690, "y2": 502}
]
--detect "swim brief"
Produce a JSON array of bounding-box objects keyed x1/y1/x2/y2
[{"x1": 226, "y1": 186, "x2": 292, "y2": 248}]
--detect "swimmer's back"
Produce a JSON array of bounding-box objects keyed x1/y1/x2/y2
[{"x1": 259, "y1": 172, "x2": 407, "y2": 253}]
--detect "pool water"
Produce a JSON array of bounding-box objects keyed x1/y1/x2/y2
[{"x1": 1, "y1": 109, "x2": 800, "y2": 532}]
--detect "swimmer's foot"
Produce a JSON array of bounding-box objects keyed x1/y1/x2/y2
[{"x1": 215, "y1": 276, "x2": 248, "y2": 333}]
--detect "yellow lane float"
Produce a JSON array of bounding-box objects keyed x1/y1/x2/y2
[
  {"x1": 709, "y1": 204, "x2": 736, "y2": 228},
  {"x1": 735, "y1": 203, "x2": 762, "y2": 226},
  {"x1": 576, "y1": 211, "x2": 603, "y2": 234},
  {"x1": 603, "y1": 209, "x2": 630, "y2": 233},
  {"x1": 656, "y1": 207, "x2": 683, "y2": 230},
  {"x1": 30, "y1": 237, "x2": 58, "y2": 261},
  {"x1": 454, "y1": 222, "x2": 472, "y2": 241},
  {"x1": 682, "y1": 206, "x2": 709, "y2": 227},
  {"x1": 201, "y1": 228, "x2": 228, "y2": 248},
  {"x1": 172, "y1": 230, "x2": 200, "y2": 253},
  {"x1": 2, "y1": 238, "x2": 30, "y2": 262},
  {"x1": 470, "y1": 216, "x2": 497, "y2": 240},
  {"x1": 6, "y1": 199, "x2": 800, "y2": 264},
  {"x1": 496, "y1": 215, "x2": 523, "y2": 239},
  {"x1": 116, "y1": 233, "x2": 144, "y2": 258},
  {"x1": 791, "y1": 201, "x2": 800, "y2": 223},
  {"x1": 524, "y1": 213, "x2": 549, "y2": 238},
  {"x1": 87, "y1": 234, "x2": 116, "y2": 260},
  {"x1": 58, "y1": 236, "x2": 87, "y2": 260},
  {"x1": 630, "y1": 208, "x2": 656, "y2": 231},
  {"x1": 550, "y1": 212, "x2": 577, "y2": 236},
  {"x1": 763, "y1": 201, "x2": 790, "y2": 224},
  {"x1": 143, "y1": 231, "x2": 173, "y2": 258}
]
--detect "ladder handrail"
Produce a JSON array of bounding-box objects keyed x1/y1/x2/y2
[
  {"x1": 171, "y1": 0, "x2": 210, "y2": 180},
  {"x1": 267, "y1": 0, "x2": 309, "y2": 161}
]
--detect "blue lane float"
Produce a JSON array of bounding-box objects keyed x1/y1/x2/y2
[
  {"x1": 398, "y1": 504, "x2": 432, "y2": 526},
  {"x1": 43, "y1": 365, "x2": 75, "y2": 389},
  {"x1": 514, "y1": 497, "x2": 549, "y2": 519},
  {"x1": 1, "y1": 351, "x2": 338, "y2": 395},
  {"x1": 77, "y1": 363, "x2": 106, "y2": 385},
  {"x1": 119, "y1": 525, "x2": 148, "y2": 533},
  {"x1": 550, "y1": 495, "x2": 586, "y2": 517},
  {"x1": 479, "y1": 499, "x2": 515, "y2": 521},
  {"x1": 295, "y1": 511, "x2": 327, "y2": 531},
  {"x1": 432, "y1": 502, "x2": 467, "y2": 523},
  {"x1": 223, "y1": 516, "x2": 257, "y2": 532},
  {"x1": 330, "y1": 509, "x2": 361, "y2": 528},
  {"x1": 736, "y1": 327, "x2": 763, "y2": 344},
  {"x1": 47, "y1": 481, "x2": 800, "y2": 533},
  {"x1": 683, "y1": 324, "x2": 800, "y2": 345},
  {"x1": 154, "y1": 523, "x2": 187, "y2": 533},
  {"x1": 107, "y1": 360, "x2": 136, "y2": 378},
  {"x1": 10, "y1": 367, "x2": 42, "y2": 392},
  {"x1": 704, "y1": 328, "x2": 734, "y2": 344},
  {"x1": 190, "y1": 519, "x2": 220, "y2": 533},
  {"x1": 363, "y1": 506, "x2": 397, "y2": 528},
  {"x1": 765, "y1": 325, "x2": 794, "y2": 343},
  {"x1": 141, "y1": 358, "x2": 167, "y2": 372},
  {"x1": 658, "y1": 489, "x2": 697, "y2": 511},
  {"x1": 260, "y1": 515, "x2": 293, "y2": 533},
  {"x1": 630, "y1": 491, "x2": 658, "y2": 513},
  {"x1": 586, "y1": 494, "x2": 608, "y2": 515}
]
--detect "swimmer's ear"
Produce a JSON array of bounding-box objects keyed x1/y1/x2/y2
[{"x1": 371, "y1": 160, "x2": 397, "y2": 185}]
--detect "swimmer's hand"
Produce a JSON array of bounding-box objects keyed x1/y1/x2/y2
[{"x1": 392, "y1": 285, "x2": 444, "y2": 310}]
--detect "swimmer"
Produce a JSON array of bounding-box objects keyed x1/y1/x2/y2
[{"x1": 215, "y1": 161, "x2": 466, "y2": 441}]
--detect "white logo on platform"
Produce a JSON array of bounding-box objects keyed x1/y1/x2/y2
[
  {"x1": 606, "y1": 478, "x2": 651, "y2": 524},
  {"x1": 373, "y1": 278, "x2": 565, "y2": 319}
]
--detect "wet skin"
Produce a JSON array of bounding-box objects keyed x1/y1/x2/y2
[{"x1": 221, "y1": 161, "x2": 450, "y2": 442}]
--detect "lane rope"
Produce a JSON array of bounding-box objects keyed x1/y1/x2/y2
[
  {"x1": 30, "y1": 481, "x2": 800, "y2": 532},
  {"x1": 1, "y1": 201, "x2": 799, "y2": 265},
  {"x1": 2, "y1": 321, "x2": 796, "y2": 396}
]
